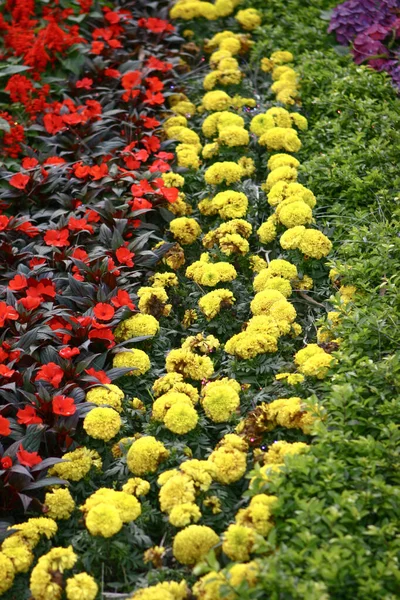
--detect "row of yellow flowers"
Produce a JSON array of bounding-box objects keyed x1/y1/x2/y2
[{"x1": 0, "y1": 3, "x2": 355, "y2": 599}]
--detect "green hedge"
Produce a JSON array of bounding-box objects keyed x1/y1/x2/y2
[{"x1": 241, "y1": 1, "x2": 400, "y2": 598}]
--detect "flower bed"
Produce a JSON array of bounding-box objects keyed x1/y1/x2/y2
[{"x1": 0, "y1": 0, "x2": 399, "y2": 599}]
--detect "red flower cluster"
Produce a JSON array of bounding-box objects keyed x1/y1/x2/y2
[{"x1": 0, "y1": 0, "x2": 179, "y2": 514}]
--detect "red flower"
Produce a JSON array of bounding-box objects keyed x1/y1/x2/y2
[
  {"x1": 15, "y1": 221, "x2": 39, "y2": 237},
  {"x1": 0, "y1": 415, "x2": 11, "y2": 436},
  {"x1": 52, "y1": 395, "x2": 76, "y2": 416},
  {"x1": 59, "y1": 347, "x2": 80, "y2": 359},
  {"x1": 88, "y1": 328, "x2": 115, "y2": 346},
  {"x1": 91, "y1": 41, "x2": 104, "y2": 54},
  {"x1": 21, "y1": 157, "x2": 39, "y2": 169},
  {"x1": 90, "y1": 164, "x2": 108, "y2": 180},
  {"x1": 0, "y1": 216, "x2": 10, "y2": 231},
  {"x1": 71, "y1": 248, "x2": 89, "y2": 263},
  {"x1": 115, "y1": 247, "x2": 135, "y2": 266},
  {"x1": 142, "y1": 116, "x2": 160, "y2": 128},
  {"x1": 43, "y1": 113, "x2": 65, "y2": 134},
  {"x1": 121, "y1": 70, "x2": 141, "y2": 90},
  {"x1": 85, "y1": 368, "x2": 111, "y2": 384},
  {"x1": 1, "y1": 456, "x2": 12, "y2": 469},
  {"x1": 143, "y1": 90, "x2": 164, "y2": 105},
  {"x1": 16, "y1": 405, "x2": 43, "y2": 425},
  {"x1": 138, "y1": 18, "x2": 174, "y2": 34},
  {"x1": 44, "y1": 229, "x2": 70, "y2": 247},
  {"x1": 10, "y1": 173, "x2": 30, "y2": 189},
  {"x1": 43, "y1": 157, "x2": 66, "y2": 166},
  {"x1": 68, "y1": 217, "x2": 94, "y2": 234},
  {"x1": 76, "y1": 78, "x2": 93, "y2": 89},
  {"x1": 8, "y1": 274, "x2": 28, "y2": 291},
  {"x1": 111, "y1": 290, "x2": 135, "y2": 310},
  {"x1": 130, "y1": 198, "x2": 152, "y2": 211},
  {"x1": 0, "y1": 365, "x2": 15, "y2": 378},
  {"x1": 0, "y1": 302, "x2": 19, "y2": 327},
  {"x1": 104, "y1": 68, "x2": 120, "y2": 78},
  {"x1": 19, "y1": 296, "x2": 42, "y2": 311},
  {"x1": 145, "y1": 77, "x2": 164, "y2": 92},
  {"x1": 93, "y1": 303, "x2": 115, "y2": 321},
  {"x1": 29, "y1": 257, "x2": 46, "y2": 268},
  {"x1": 74, "y1": 162, "x2": 91, "y2": 178},
  {"x1": 16, "y1": 445, "x2": 42, "y2": 467},
  {"x1": 35, "y1": 363, "x2": 64, "y2": 387},
  {"x1": 146, "y1": 57, "x2": 173, "y2": 72},
  {"x1": 160, "y1": 186, "x2": 179, "y2": 203}
]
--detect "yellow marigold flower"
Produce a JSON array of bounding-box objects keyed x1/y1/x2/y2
[
  {"x1": 81, "y1": 488, "x2": 141, "y2": 523},
  {"x1": 164, "y1": 116, "x2": 187, "y2": 131},
  {"x1": 170, "y1": 217, "x2": 201, "y2": 245},
  {"x1": 250, "y1": 113, "x2": 275, "y2": 137},
  {"x1": 202, "y1": 142, "x2": 219, "y2": 159},
  {"x1": 210, "y1": 49, "x2": 233, "y2": 68},
  {"x1": 113, "y1": 349, "x2": 151, "y2": 376},
  {"x1": 130, "y1": 580, "x2": 188, "y2": 600},
  {"x1": 182, "y1": 333, "x2": 220, "y2": 355},
  {"x1": 65, "y1": 573, "x2": 98, "y2": 600},
  {"x1": 172, "y1": 100, "x2": 197, "y2": 117},
  {"x1": 266, "y1": 165, "x2": 298, "y2": 190},
  {"x1": 261, "y1": 57, "x2": 274, "y2": 72},
  {"x1": 225, "y1": 331, "x2": 278, "y2": 359},
  {"x1": 169, "y1": 502, "x2": 201, "y2": 527},
  {"x1": 85, "y1": 383, "x2": 125, "y2": 412},
  {"x1": 235, "y1": 494, "x2": 278, "y2": 536},
  {"x1": 182, "y1": 308, "x2": 197, "y2": 328},
  {"x1": 203, "y1": 495, "x2": 222, "y2": 514},
  {"x1": 193, "y1": 570, "x2": 226, "y2": 600},
  {"x1": 291, "y1": 113, "x2": 308, "y2": 130},
  {"x1": 30, "y1": 548, "x2": 77, "y2": 600},
  {"x1": 280, "y1": 224, "x2": 306, "y2": 250},
  {"x1": 155, "y1": 241, "x2": 185, "y2": 270},
  {"x1": 298, "y1": 229, "x2": 332, "y2": 259},
  {"x1": 159, "y1": 472, "x2": 196, "y2": 513},
  {"x1": 122, "y1": 477, "x2": 150, "y2": 497},
  {"x1": 201, "y1": 383, "x2": 240, "y2": 422},
  {"x1": 83, "y1": 407, "x2": 121, "y2": 441},
  {"x1": 219, "y1": 233, "x2": 249, "y2": 256},
  {"x1": 153, "y1": 393, "x2": 193, "y2": 421},
  {"x1": 275, "y1": 372, "x2": 305, "y2": 385},
  {"x1": 268, "y1": 153, "x2": 300, "y2": 171},
  {"x1": 161, "y1": 172, "x2": 185, "y2": 188},
  {"x1": 166, "y1": 126, "x2": 200, "y2": 147},
  {"x1": 218, "y1": 125, "x2": 249, "y2": 147},
  {"x1": 44, "y1": 488, "x2": 75, "y2": 520},
  {"x1": 127, "y1": 436, "x2": 169, "y2": 476},
  {"x1": 166, "y1": 348, "x2": 214, "y2": 380},
  {"x1": 339, "y1": 285, "x2": 357, "y2": 304},
  {"x1": 0, "y1": 552, "x2": 15, "y2": 595},
  {"x1": 271, "y1": 50, "x2": 294, "y2": 64},
  {"x1": 257, "y1": 219, "x2": 277, "y2": 244},
  {"x1": 266, "y1": 106, "x2": 293, "y2": 127},
  {"x1": 235, "y1": 8, "x2": 261, "y2": 30},
  {"x1": 264, "y1": 440, "x2": 308, "y2": 465},
  {"x1": 249, "y1": 255, "x2": 268, "y2": 272},
  {"x1": 212, "y1": 190, "x2": 248, "y2": 219},
  {"x1": 143, "y1": 545, "x2": 165, "y2": 568},
  {"x1": 219, "y1": 36, "x2": 241, "y2": 54},
  {"x1": 215, "y1": 0, "x2": 236, "y2": 17},
  {"x1": 208, "y1": 445, "x2": 247, "y2": 485},
  {"x1": 180, "y1": 459, "x2": 215, "y2": 491},
  {"x1": 203, "y1": 71, "x2": 219, "y2": 91},
  {"x1": 278, "y1": 201, "x2": 313, "y2": 228},
  {"x1": 268, "y1": 181, "x2": 316, "y2": 208},
  {"x1": 7, "y1": 517, "x2": 58, "y2": 549},
  {"x1": 173, "y1": 525, "x2": 219, "y2": 565},
  {"x1": 246, "y1": 315, "x2": 281, "y2": 337},
  {"x1": 1, "y1": 536, "x2": 34, "y2": 573},
  {"x1": 86, "y1": 504, "x2": 123, "y2": 538},
  {"x1": 254, "y1": 258, "x2": 297, "y2": 284},
  {"x1": 204, "y1": 161, "x2": 243, "y2": 185},
  {"x1": 266, "y1": 397, "x2": 316, "y2": 433},
  {"x1": 132, "y1": 398, "x2": 145, "y2": 410},
  {"x1": 152, "y1": 372, "x2": 184, "y2": 396},
  {"x1": 164, "y1": 402, "x2": 199, "y2": 434},
  {"x1": 202, "y1": 90, "x2": 231, "y2": 112},
  {"x1": 222, "y1": 524, "x2": 256, "y2": 561},
  {"x1": 114, "y1": 314, "x2": 159, "y2": 343},
  {"x1": 259, "y1": 127, "x2": 301, "y2": 152},
  {"x1": 137, "y1": 285, "x2": 171, "y2": 318},
  {"x1": 176, "y1": 145, "x2": 201, "y2": 169},
  {"x1": 199, "y1": 289, "x2": 235, "y2": 320},
  {"x1": 251, "y1": 289, "x2": 286, "y2": 315},
  {"x1": 296, "y1": 349, "x2": 334, "y2": 379},
  {"x1": 49, "y1": 448, "x2": 102, "y2": 482},
  {"x1": 238, "y1": 156, "x2": 256, "y2": 177},
  {"x1": 219, "y1": 57, "x2": 240, "y2": 71}
]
